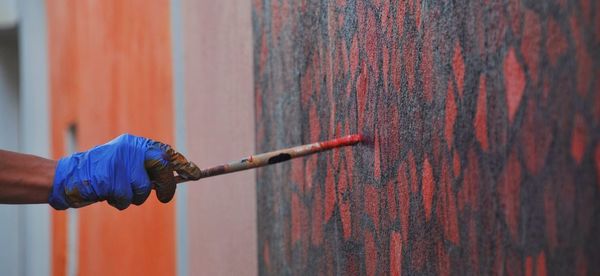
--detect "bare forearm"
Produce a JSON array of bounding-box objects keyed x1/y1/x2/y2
[{"x1": 0, "y1": 150, "x2": 56, "y2": 204}]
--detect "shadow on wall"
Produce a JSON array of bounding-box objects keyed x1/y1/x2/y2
[{"x1": 253, "y1": 0, "x2": 600, "y2": 275}]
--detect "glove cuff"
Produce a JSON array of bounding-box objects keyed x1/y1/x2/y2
[{"x1": 48, "y1": 157, "x2": 76, "y2": 210}]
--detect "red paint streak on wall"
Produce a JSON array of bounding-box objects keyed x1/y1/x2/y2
[
  {"x1": 365, "y1": 185, "x2": 380, "y2": 232},
  {"x1": 422, "y1": 155, "x2": 434, "y2": 221},
  {"x1": 440, "y1": 156, "x2": 459, "y2": 244},
  {"x1": 47, "y1": 1, "x2": 175, "y2": 275},
  {"x1": 365, "y1": 229, "x2": 377, "y2": 276},
  {"x1": 536, "y1": 251, "x2": 547, "y2": 276},
  {"x1": 291, "y1": 193, "x2": 305, "y2": 244},
  {"x1": 263, "y1": 241, "x2": 271, "y2": 272},
  {"x1": 576, "y1": 249, "x2": 588, "y2": 275},
  {"x1": 392, "y1": 45, "x2": 402, "y2": 92},
  {"x1": 596, "y1": 3, "x2": 600, "y2": 44},
  {"x1": 569, "y1": 17, "x2": 593, "y2": 96},
  {"x1": 291, "y1": 158, "x2": 305, "y2": 193},
  {"x1": 397, "y1": 1, "x2": 406, "y2": 38},
  {"x1": 259, "y1": 35, "x2": 268, "y2": 75},
  {"x1": 270, "y1": 0, "x2": 286, "y2": 42},
  {"x1": 468, "y1": 216, "x2": 479, "y2": 274},
  {"x1": 338, "y1": 164, "x2": 352, "y2": 239},
  {"x1": 595, "y1": 145, "x2": 600, "y2": 189},
  {"x1": 305, "y1": 155, "x2": 317, "y2": 190},
  {"x1": 344, "y1": 123, "x2": 355, "y2": 178},
  {"x1": 414, "y1": 0, "x2": 422, "y2": 31},
  {"x1": 387, "y1": 180, "x2": 397, "y2": 221},
  {"x1": 503, "y1": 48, "x2": 526, "y2": 124},
  {"x1": 324, "y1": 163, "x2": 335, "y2": 222},
  {"x1": 382, "y1": 43, "x2": 390, "y2": 93},
  {"x1": 374, "y1": 129, "x2": 382, "y2": 181},
  {"x1": 521, "y1": 10, "x2": 541, "y2": 84},
  {"x1": 525, "y1": 255, "x2": 533, "y2": 276},
  {"x1": 452, "y1": 42, "x2": 465, "y2": 98},
  {"x1": 460, "y1": 147, "x2": 479, "y2": 212},
  {"x1": 546, "y1": 18, "x2": 567, "y2": 66},
  {"x1": 507, "y1": 0, "x2": 521, "y2": 35},
  {"x1": 332, "y1": 124, "x2": 342, "y2": 171},
  {"x1": 520, "y1": 100, "x2": 553, "y2": 175},
  {"x1": 422, "y1": 23, "x2": 434, "y2": 102},
  {"x1": 445, "y1": 80, "x2": 457, "y2": 147},
  {"x1": 366, "y1": 9, "x2": 378, "y2": 79},
  {"x1": 595, "y1": 76, "x2": 600, "y2": 122},
  {"x1": 357, "y1": 61, "x2": 368, "y2": 131},
  {"x1": 474, "y1": 74, "x2": 489, "y2": 151},
  {"x1": 398, "y1": 162, "x2": 410, "y2": 240},
  {"x1": 498, "y1": 149, "x2": 522, "y2": 241},
  {"x1": 493, "y1": 233, "x2": 505, "y2": 275},
  {"x1": 403, "y1": 33, "x2": 416, "y2": 92},
  {"x1": 301, "y1": 63, "x2": 313, "y2": 107},
  {"x1": 436, "y1": 238, "x2": 450, "y2": 276},
  {"x1": 570, "y1": 114, "x2": 588, "y2": 164},
  {"x1": 390, "y1": 231, "x2": 402, "y2": 276},
  {"x1": 382, "y1": 105, "x2": 401, "y2": 171},
  {"x1": 350, "y1": 36, "x2": 359, "y2": 81},
  {"x1": 311, "y1": 185, "x2": 324, "y2": 245},
  {"x1": 408, "y1": 150, "x2": 418, "y2": 194},
  {"x1": 453, "y1": 150, "x2": 461, "y2": 177},
  {"x1": 580, "y1": 0, "x2": 592, "y2": 24}
]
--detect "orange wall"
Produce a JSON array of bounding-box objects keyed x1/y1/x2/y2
[{"x1": 47, "y1": 1, "x2": 175, "y2": 275}]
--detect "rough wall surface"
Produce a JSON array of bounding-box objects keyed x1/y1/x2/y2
[{"x1": 253, "y1": 0, "x2": 600, "y2": 275}]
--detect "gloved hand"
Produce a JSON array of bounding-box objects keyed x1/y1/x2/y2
[{"x1": 48, "y1": 134, "x2": 201, "y2": 210}]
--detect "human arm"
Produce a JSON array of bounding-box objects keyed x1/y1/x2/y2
[
  {"x1": 0, "y1": 150, "x2": 56, "y2": 204},
  {"x1": 0, "y1": 134, "x2": 201, "y2": 210}
]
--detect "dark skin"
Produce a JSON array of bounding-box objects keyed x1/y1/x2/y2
[{"x1": 0, "y1": 150, "x2": 57, "y2": 204}]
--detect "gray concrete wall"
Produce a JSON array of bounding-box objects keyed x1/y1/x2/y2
[
  {"x1": 0, "y1": 1, "x2": 50, "y2": 275},
  {"x1": 0, "y1": 28, "x2": 19, "y2": 150},
  {"x1": 18, "y1": 1, "x2": 51, "y2": 274},
  {"x1": 0, "y1": 25, "x2": 22, "y2": 276}
]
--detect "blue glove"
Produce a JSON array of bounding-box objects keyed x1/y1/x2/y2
[{"x1": 48, "y1": 134, "x2": 201, "y2": 210}]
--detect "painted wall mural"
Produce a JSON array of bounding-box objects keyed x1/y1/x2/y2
[{"x1": 253, "y1": 0, "x2": 599, "y2": 275}]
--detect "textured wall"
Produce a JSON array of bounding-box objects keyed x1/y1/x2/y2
[
  {"x1": 47, "y1": 1, "x2": 175, "y2": 275},
  {"x1": 253, "y1": 0, "x2": 599, "y2": 275},
  {"x1": 183, "y1": 0, "x2": 257, "y2": 274}
]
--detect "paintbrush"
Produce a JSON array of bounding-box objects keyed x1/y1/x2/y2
[{"x1": 175, "y1": 134, "x2": 363, "y2": 184}]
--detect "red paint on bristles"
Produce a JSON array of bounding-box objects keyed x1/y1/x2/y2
[{"x1": 318, "y1": 134, "x2": 363, "y2": 149}]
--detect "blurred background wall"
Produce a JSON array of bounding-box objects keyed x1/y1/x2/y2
[
  {"x1": 0, "y1": 1, "x2": 50, "y2": 275},
  {"x1": 182, "y1": 0, "x2": 257, "y2": 275},
  {"x1": 0, "y1": 0, "x2": 257, "y2": 275},
  {"x1": 46, "y1": 1, "x2": 175, "y2": 275}
]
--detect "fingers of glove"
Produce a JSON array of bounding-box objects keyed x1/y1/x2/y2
[
  {"x1": 144, "y1": 141, "x2": 171, "y2": 173},
  {"x1": 166, "y1": 148, "x2": 201, "y2": 181},
  {"x1": 143, "y1": 140, "x2": 200, "y2": 202},
  {"x1": 152, "y1": 170, "x2": 177, "y2": 203},
  {"x1": 144, "y1": 145, "x2": 175, "y2": 203},
  {"x1": 107, "y1": 185, "x2": 133, "y2": 210},
  {"x1": 130, "y1": 167, "x2": 152, "y2": 206},
  {"x1": 145, "y1": 140, "x2": 200, "y2": 181}
]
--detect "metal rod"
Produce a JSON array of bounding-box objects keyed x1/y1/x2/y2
[{"x1": 176, "y1": 134, "x2": 363, "y2": 183}]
